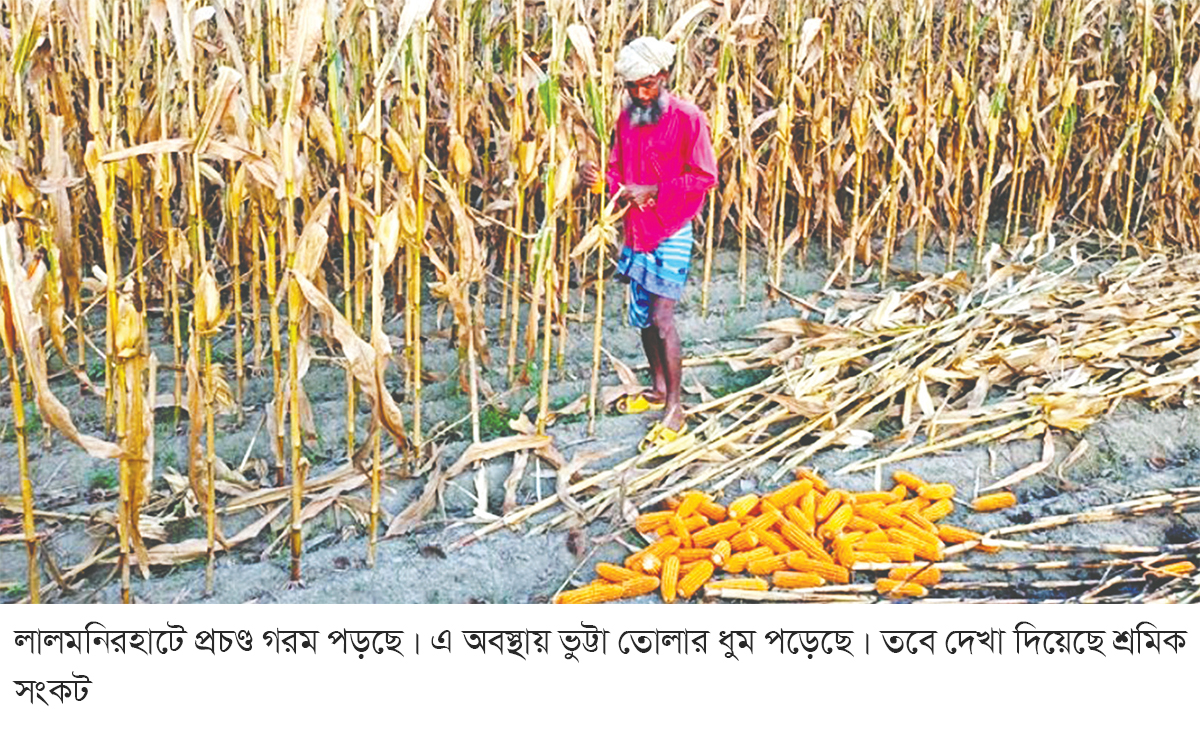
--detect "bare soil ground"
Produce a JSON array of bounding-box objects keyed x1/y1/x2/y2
[{"x1": 2, "y1": 237, "x2": 1198, "y2": 604}]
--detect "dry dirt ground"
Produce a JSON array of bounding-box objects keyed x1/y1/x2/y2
[{"x1": 2, "y1": 239, "x2": 1199, "y2": 604}]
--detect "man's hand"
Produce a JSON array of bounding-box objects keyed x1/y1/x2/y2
[
  {"x1": 622, "y1": 183, "x2": 658, "y2": 209},
  {"x1": 579, "y1": 161, "x2": 601, "y2": 190}
]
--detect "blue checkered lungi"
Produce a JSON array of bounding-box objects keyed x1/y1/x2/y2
[{"x1": 615, "y1": 223, "x2": 694, "y2": 329}]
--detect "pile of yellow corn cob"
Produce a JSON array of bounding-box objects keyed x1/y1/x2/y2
[{"x1": 554, "y1": 469, "x2": 1017, "y2": 604}]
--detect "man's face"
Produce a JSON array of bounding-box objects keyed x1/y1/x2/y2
[{"x1": 625, "y1": 73, "x2": 664, "y2": 109}]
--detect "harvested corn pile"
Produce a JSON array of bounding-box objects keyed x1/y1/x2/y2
[
  {"x1": 555, "y1": 468, "x2": 1007, "y2": 603},
  {"x1": 555, "y1": 473, "x2": 1200, "y2": 604}
]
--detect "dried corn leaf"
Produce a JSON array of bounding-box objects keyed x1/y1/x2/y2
[
  {"x1": 446, "y1": 434, "x2": 553, "y2": 478},
  {"x1": 0, "y1": 224, "x2": 121, "y2": 459},
  {"x1": 386, "y1": 455, "x2": 445, "y2": 539},
  {"x1": 293, "y1": 273, "x2": 407, "y2": 446}
]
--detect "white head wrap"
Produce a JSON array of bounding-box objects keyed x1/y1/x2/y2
[{"x1": 615, "y1": 36, "x2": 676, "y2": 81}]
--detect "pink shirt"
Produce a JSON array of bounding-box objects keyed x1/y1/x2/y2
[{"x1": 606, "y1": 93, "x2": 718, "y2": 253}]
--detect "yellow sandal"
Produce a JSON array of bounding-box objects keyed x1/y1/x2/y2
[
  {"x1": 638, "y1": 421, "x2": 692, "y2": 455},
  {"x1": 616, "y1": 393, "x2": 666, "y2": 414}
]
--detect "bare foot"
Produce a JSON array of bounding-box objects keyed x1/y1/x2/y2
[
  {"x1": 644, "y1": 389, "x2": 666, "y2": 404},
  {"x1": 662, "y1": 404, "x2": 686, "y2": 433}
]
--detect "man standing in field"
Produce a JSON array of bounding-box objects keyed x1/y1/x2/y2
[{"x1": 580, "y1": 36, "x2": 718, "y2": 452}]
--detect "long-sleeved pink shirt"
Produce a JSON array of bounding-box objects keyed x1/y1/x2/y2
[{"x1": 606, "y1": 93, "x2": 718, "y2": 253}]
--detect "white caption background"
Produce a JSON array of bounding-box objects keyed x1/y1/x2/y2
[{"x1": 1, "y1": 604, "x2": 1194, "y2": 735}]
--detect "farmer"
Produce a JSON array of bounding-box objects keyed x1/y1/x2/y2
[{"x1": 579, "y1": 36, "x2": 718, "y2": 452}]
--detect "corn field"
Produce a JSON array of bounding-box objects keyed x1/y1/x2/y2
[{"x1": 1, "y1": 0, "x2": 1199, "y2": 602}]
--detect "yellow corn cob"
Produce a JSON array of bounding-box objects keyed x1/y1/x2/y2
[
  {"x1": 724, "y1": 547, "x2": 773, "y2": 574},
  {"x1": 919, "y1": 482, "x2": 956, "y2": 500},
  {"x1": 784, "y1": 504, "x2": 816, "y2": 534},
  {"x1": 679, "y1": 560, "x2": 705, "y2": 574},
  {"x1": 766, "y1": 479, "x2": 812, "y2": 509},
  {"x1": 746, "y1": 503, "x2": 782, "y2": 533},
  {"x1": 661, "y1": 555, "x2": 680, "y2": 603},
  {"x1": 888, "y1": 567, "x2": 942, "y2": 586},
  {"x1": 800, "y1": 490, "x2": 817, "y2": 528},
  {"x1": 886, "y1": 499, "x2": 919, "y2": 516},
  {"x1": 921, "y1": 498, "x2": 954, "y2": 522},
  {"x1": 756, "y1": 528, "x2": 792, "y2": 555},
  {"x1": 727, "y1": 494, "x2": 761, "y2": 520},
  {"x1": 668, "y1": 515, "x2": 693, "y2": 548},
  {"x1": 899, "y1": 522, "x2": 943, "y2": 549},
  {"x1": 886, "y1": 529, "x2": 944, "y2": 561},
  {"x1": 854, "y1": 541, "x2": 916, "y2": 562},
  {"x1": 676, "y1": 561, "x2": 715, "y2": 599},
  {"x1": 976, "y1": 540, "x2": 1003, "y2": 554},
  {"x1": 819, "y1": 503, "x2": 853, "y2": 539},
  {"x1": 797, "y1": 468, "x2": 829, "y2": 492},
  {"x1": 855, "y1": 551, "x2": 892, "y2": 564},
  {"x1": 681, "y1": 514, "x2": 709, "y2": 532},
  {"x1": 595, "y1": 562, "x2": 641, "y2": 582},
  {"x1": 747, "y1": 555, "x2": 790, "y2": 576},
  {"x1": 903, "y1": 509, "x2": 938, "y2": 534},
  {"x1": 1148, "y1": 561, "x2": 1196, "y2": 577},
  {"x1": 555, "y1": 583, "x2": 625, "y2": 604},
  {"x1": 876, "y1": 579, "x2": 928, "y2": 598},
  {"x1": 846, "y1": 515, "x2": 881, "y2": 532},
  {"x1": 840, "y1": 530, "x2": 865, "y2": 545},
  {"x1": 665, "y1": 496, "x2": 680, "y2": 510},
  {"x1": 833, "y1": 536, "x2": 858, "y2": 568},
  {"x1": 858, "y1": 503, "x2": 906, "y2": 528},
  {"x1": 851, "y1": 491, "x2": 895, "y2": 505},
  {"x1": 889, "y1": 484, "x2": 909, "y2": 502},
  {"x1": 973, "y1": 492, "x2": 1017, "y2": 512},
  {"x1": 691, "y1": 520, "x2": 741, "y2": 547},
  {"x1": 772, "y1": 571, "x2": 826, "y2": 589},
  {"x1": 639, "y1": 553, "x2": 663, "y2": 575},
  {"x1": 697, "y1": 500, "x2": 728, "y2": 522},
  {"x1": 893, "y1": 470, "x2": 927, "y2": 492},
  {"x1": 730, "y1": 530, "x2": 759, "y2": 552},
  {"x1": 644, "y1": 536, "x2": 681, "y2": 560},
  {"x1": 706, "y1": 578, "x2": 770, "y2": 591},
  {"x1": 816, "y1": 491, "x2": 843, "y2": 523},
  {"x1": 862, "y1": 530, "x2": 890, "y2": 545},
  {"x1": 937, "y1": 524, "x2": 982, "y2": 544},
  {"x1": 657, "y1": 516, "x2": 706, "y2": 537},
  {"x1": 676, "y1": 492, "x2": 708, "y2": 518},
  {"x1": 620, "y1": 575, "x2": 661, "y2": 598},
  {"x1": 675, "y1": 548, "x2": 717, "y2": 563},
  {"x1": 779, "y1": 520, "x2": 833, "y2": 562},
  {"x1": 784, "y1": 554, "x2": 851, "y2": 584},
  {"x1": 635, "y1": 511, "x2": 675, "y2": 533},
  {"x1": 710, "y1": 539, "x2": 733, "y2": 566}
]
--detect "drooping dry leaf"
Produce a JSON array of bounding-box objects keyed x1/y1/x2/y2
[
  {"x1": 446, "y1": 435, "x2": 553, "y2": 479},
  {"x1": 194, "y1": 66, "x2": 242, "y2": 156},
  {"x1": 0, "y1": 224, "x2": 121, "y2": 459},
  {"x1": 141, "y1": 503, "x2": 286, "y2": 566},
  {"x1": 291, "y1": 188, "x2": 338, "y2": 281},
  {"x1": 293, "y1": 273, "x2": 408, "y2": 446},
  {"x1": 386, "y1": 457, "x2": 445, "y2": 539},
  {"x1": 502, "y1": 451, "x2": 529, "y2": 515}
]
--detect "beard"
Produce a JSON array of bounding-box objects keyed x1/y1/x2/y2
[{"x1": 627, "y1": 89, "x2": 668, "y2": 127}]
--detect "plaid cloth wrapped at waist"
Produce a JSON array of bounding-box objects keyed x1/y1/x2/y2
[{"x1": 615, "y1": 222, "x2": 694, "y2": 302}]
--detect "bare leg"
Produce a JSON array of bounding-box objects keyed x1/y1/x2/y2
[
  {"x1": 640, "y1": 326, "x2": 667, "y2": 403},
  {"x1": 650, "y1": 296, "x2": 684, "y2": 431}
]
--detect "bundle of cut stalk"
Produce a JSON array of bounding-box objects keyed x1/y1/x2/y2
[{"x1": 554, "y1": 467, "x2": 1024, "y2": 603}]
